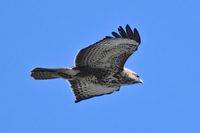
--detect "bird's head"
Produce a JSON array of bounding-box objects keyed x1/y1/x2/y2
[{"x1": 122, "y1": 68, "x2": 143, "y2": 84}]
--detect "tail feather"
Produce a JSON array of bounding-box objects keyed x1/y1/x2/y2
[{"x1": 31, "y1": 67, "x2": 79, "y2": 80}]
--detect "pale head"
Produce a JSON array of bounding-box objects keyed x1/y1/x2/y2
[{"x1": 121, "y1": 68, "x2": 143, "y2": 84}]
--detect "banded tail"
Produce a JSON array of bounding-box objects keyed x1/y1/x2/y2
[{"x1": 31, "y1": 67, "x2": 79, "y2": 80}]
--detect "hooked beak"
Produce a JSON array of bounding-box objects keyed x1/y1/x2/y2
[{"x1": 138, "y1": 78, "x2": 143, "y2": 84}]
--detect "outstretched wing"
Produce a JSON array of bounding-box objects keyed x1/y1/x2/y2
[
  {"x1": 68, "y1": 77, "x2": 120, "y2": 103},
  {"x1": 75, "y1": 24, "x2": 141, "y2": 72}
]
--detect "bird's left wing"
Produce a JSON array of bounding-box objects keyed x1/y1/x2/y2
[{"x1": 75, "y1": 24, "x2": 141, "y2": 72}]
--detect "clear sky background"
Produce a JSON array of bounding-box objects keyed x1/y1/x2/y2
[{"x1": 0, "y1": 0, "x2": 200, "y2": 133}]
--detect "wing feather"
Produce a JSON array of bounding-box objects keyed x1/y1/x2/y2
[
  {"x1": 75, "y1": 25, "x2": 141, "y2": 72},
  {"x1": 112, "y1": 32, "x2": 121, "y2": 38},
  {"x1": 118, "y1": 26, "x2": 128, "y2": 38},
  {"x1": 133, "y1": 28, "x2": 141, "y2": 44},
  {"x1": 68, "y1": 77, "x2": 120, "y2": 102},
  {"x1": 125, "y1": 24, "x2": 135, "y2": 39}
]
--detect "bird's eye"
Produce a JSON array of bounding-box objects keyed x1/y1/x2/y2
[{"x1": 136, "y1": 75, "x2": 139, "y2": 77}]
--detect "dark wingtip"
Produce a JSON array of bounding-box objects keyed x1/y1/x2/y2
[
  {"x1": 118, "y1": 26, "x2": 127, "y2": 38},
  {"x1": 105, "y1": 36, "x2": 113, "y2": 39},
  {"x1": 134, "y1": 28, "x2": 141, "y2": 44},
  {"x1": 111, "y1": 24, "x2": 141, "y2": 44},
  {"x1": 112, "y1": 32, "x2": 121, "y2": 38},
  {"x1": 126, "y1": 24, "x2": 131, "y2": 30},
  {"x1": 125, "y1": 24, "x2": 134, "y2": 40}
]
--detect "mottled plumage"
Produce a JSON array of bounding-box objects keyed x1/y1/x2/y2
[{"x1": 31, "y1": 24, "x2": 143, "y2": 103}]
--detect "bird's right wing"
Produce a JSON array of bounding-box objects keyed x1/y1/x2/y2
[
  {"x1": 75, "y1": 24, "x2": 141, "y2": 72},
  {"x1": 68, "y1": 77, "x2": 120, "y2": 103}
]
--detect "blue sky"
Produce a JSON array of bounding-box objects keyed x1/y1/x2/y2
[{"x1": 1, "y1": 0, "x2": 200, "y2": 133}]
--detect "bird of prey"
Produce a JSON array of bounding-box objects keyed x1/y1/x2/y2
[{"x1": 31, "y1": 24, "x2": 143, "y2": 103}]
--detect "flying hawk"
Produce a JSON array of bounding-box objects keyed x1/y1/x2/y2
[{"x1": 31, "y1": 24, "x2": 143, "y2": 103}]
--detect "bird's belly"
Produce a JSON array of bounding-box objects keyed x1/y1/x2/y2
[
  {"x1": 94, "y1": 76, "x2": 120, "y2": 87},
  {"x1": 76, "y1": 68, "x2": 120, "y2": 87}
]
